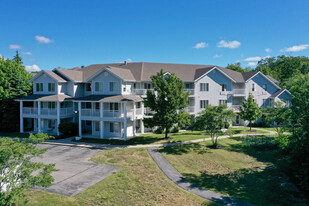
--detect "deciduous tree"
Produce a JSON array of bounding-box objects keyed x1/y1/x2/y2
[{"x1": 239, "y1": 93, "x2": 262, "y2": 131}]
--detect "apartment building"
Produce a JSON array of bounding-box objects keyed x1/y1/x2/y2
[{"x1": 16, "y1": 62, "x2": 291, "y2": 139}]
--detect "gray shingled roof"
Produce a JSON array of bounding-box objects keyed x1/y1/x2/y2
[
  {"x1": 56, "y1": 68, "x2": 83, "y2": 82},
  {"x1": 38, "y1": 70, "x2": 67, "y2": 82},
  {"x1": 266, "y1": 75, "x2": 279, "y2": 83},
  {"x1": 73, "y1": 94, "x2": 143, "y2": 102},
  {"x1": 270, "y1": 89, "x2": 286, "y2": 98},
  {"x1": 16, "y1": 94, "x2": 72, "y2": 101}
]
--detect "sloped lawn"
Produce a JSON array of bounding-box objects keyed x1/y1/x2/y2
[{"x1": 160, "y1": 136, "x2": 308, "y2": 206}]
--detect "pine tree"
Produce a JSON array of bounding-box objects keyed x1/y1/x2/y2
[{"x1": 12, "y1": 50, "x2": 23, "y2": 64}]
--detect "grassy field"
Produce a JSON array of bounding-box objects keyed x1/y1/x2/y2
[
  {"x1": 160, "y1": 136, "x2": 308, "y2": 206},
  {"x1": 75, "y1": 127, "x2": 270, "y2": 145},
  {"x1": 24, "y1": 148, "x2": 214, "y2": 206}
]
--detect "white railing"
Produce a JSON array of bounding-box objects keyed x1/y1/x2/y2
[
  {"x1": 144, "y1": 107, "x2": 155, "y2": 115},
  {"x1": 23, "y1": 107, "x2": 38, "y2": 115},
  {"x1": 81, "y1": 109, "x2": 100, "y2": 117},
  {"x1": 229, "y1": 105, "x2": 240, "y2": 111},
  {"x1": 60, "y1": 107, "x2": 73, "y2": 116},
  {"x1": 135, "y1": 108, "x2": 143, "y2": 116},
  {"x1": 41, "y1": 108, "x2": 57, "y2": 116},
  {"x1": 132, "y1": 89, "x2": 154, "y2": 95},
  {"x1": 184, "y1": 89, "x2": 195, "y2": 95},
  {"x1": 184, "y1": 106, "x2": 195, "y2": 113},
  {"x1": 103, "y1": 110, "x2": 122, "y2": 118},
  {"x1": 232, "y1": 89, "x2": 246, "y2": 95}
]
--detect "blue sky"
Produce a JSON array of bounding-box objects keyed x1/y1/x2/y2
[{"x1": 0, "y1": 0, "x2": 309, "y2": 72}]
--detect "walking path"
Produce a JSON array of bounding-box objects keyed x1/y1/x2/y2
[{"x1": 148, "y1": 148, "x2": 252, "y2": 206}]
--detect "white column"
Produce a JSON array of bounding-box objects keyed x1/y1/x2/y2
[
  {"x1": 133, "y1": 102, "x2": 136, "y2": 137},
  {"x1": 100, "y1": 102, "x2": 103, "y2": 139},
  {"x1": 20, "y1": 101, "x2": 24, "y2": 133},
  {"x1": 141, "y1": 102, "x2": 144, "y2": 133},
  {"x1": 78, "y1": 102, "x2": 82, "y2": 137},
  {"x1": 38, "y1": 101, "x2": 41, "y2": 133},
  {"x1": 57, "y1": 102, "x2": 60, "y2": 136},
  {"x1": 124, "y1": 103, "x2": 127, "y2": 140}
]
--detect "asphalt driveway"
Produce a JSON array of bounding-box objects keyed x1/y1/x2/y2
[{"x1": 33, "y1": 144, "x2": 120, "y2": 196}]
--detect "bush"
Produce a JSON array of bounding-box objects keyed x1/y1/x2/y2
[
  {"x1": 154, "y1": 127, "x2": 163, "y2": 134},
  {"x1": 224, "y1": 121, "x2": 230, "y2": 129},
  {"x1": 171, "y1": 126, "x2": 180, "y2": 133},
  {"x1": 58, "y1": 122, "x2": 78, "y2": 137}
]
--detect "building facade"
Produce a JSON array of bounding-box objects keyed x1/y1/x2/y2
[{"x1": 17, "y1": 62, "x2": 291, "y2": 140}]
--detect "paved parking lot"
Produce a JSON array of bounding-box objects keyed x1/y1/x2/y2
[{"x1": 33, "y1": 144, "x2": 120, "y2": 196}]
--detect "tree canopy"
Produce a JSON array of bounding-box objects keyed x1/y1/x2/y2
[
  {"x1": 143, "y1": 69, "x2": 191, "y2": 139},
  {"x1": 192, "y1": 104, "x2": 235, "y2": 147},
  {"x1": 239, "y1": 93, "x2": 262, "y2": 130},
  {"x1": 226, "y1": 62, "x2": 249, "y2": 73}
]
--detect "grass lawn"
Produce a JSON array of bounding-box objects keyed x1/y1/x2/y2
[
  {"x1": 75, "y1": 127, "x2": 270, "y2": 146},
  {"x1": 24, "y1": 148, "x2": 214, "y2": 206},
  {"x1": 0, "y1": 132, "x2": 30, "y2": 138},
  {"x1": 160, "y1": 136, "x2": 308, "y2": 206}
]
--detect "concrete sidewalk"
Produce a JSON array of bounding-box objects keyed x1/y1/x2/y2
[{"x1": 148, "y1": 148, "x2": 252, "y2": 206}]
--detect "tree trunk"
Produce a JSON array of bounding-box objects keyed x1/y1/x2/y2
[
  {"x1": 165, "y1": 128, "x2": 168, "y2": 139},
  {"x1": 249, "y1": 121, "x2": 252, "y2": 131}
]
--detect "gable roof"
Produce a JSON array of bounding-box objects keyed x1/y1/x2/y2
[
  {"x1": 270, "y1": 89, "x2": 291, "y2": 98},
  {"x1": 55, "y1": 68, "x2": 83, "y2": 82},
  {"x1": 29, "y1": 70, "x2": 67, "y2": 83}
]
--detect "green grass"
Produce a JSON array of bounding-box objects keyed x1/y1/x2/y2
[
  {"x1": 75, "y1": 127, "x2": 270, "y2": 146},
  {"x1": 0, "y1": 132, "x2": 30, "y2": 138},
  {"x1": 160, "y1": 136, "x2": 308, "y2": 206},
  {"x1": 24, "y1": 148, "x2": 214, "y2": 206}
]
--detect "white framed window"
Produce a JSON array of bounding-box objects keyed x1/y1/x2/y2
[
  {"x1": 252, "y1": 83, "x2": 255, "y2": 92},
  {"x1": 48, "y1": 102, "x2": 56, "y2": 109},
  {"x1": 219, "y1": 100, "x2": 227, "y2": 105},
  {"x1": 110, "y1": 103, "x2": 119, "y2": 111},
  {"x1": 263, "y1": 84, "x2": 267, "y2": 91},
  {"x1": 221, "y1": 84, "x2": 227, "y2": 91},
  {"x1": 144, "y1": 83, "x2": 152, "y2": 89},
  {"x1": 110, "y1": 122, "x2": 119, "y2": 133},
  {"x1": 200, "y1": 83, "x2": 209, "y2": 91},
  {"x1": 95, "y1": 82, "x2": 104, "y2": 92},
  {"x1": 110, "y1": 82, "x2": 119, "y2": 92},
  {"x1": 200, "y1": 100, "x2": 209, "y2": 109},
  {"x1": 48, "y1": 83, "x2": 56, "y2": 92},
  {"x1": 36, "y1": 83, "x2": 43, "y2": 92}
]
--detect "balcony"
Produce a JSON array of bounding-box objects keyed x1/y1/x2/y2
[
  {"x1": 81, "y1": 108, "x2": 143, "y2": 119},
  {"x1": 23, "y1": 107, "x2": 38, "y2": 115},
  {"x1": 22, "y1": 107, "x2": 73, "y2": 116},
  {"x1": 232, "y1": 89, "x2": 246, "y2": 96},
  {"x1": 229, "y1": 105, "x2": 240, "y2": 112},
  {"x1": 184, "y1": 106, "x2": 195, "y2": 113},
  {"x1": 183, "y1": 89, "x2": 195, "y2": 95},
  {"x1": 132, "y1": 89, "x2": 154, "y2": 96}
]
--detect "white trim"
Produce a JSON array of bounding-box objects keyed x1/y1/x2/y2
[
  {"x1": 86, "y1": 67, "x2": 123, "y2": 82},
  {"x1": 194, "y1": 67, "x2": 237, "y2": 83},
  {"x1": 29, "y1": 70, "x2": 63, "y2": 83},
  {"x1": 245, "y1": 71, "x2": 281, "y2": 89}
]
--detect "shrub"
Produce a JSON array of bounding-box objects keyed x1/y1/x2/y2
[
  {"x1": 171, "y1": 126, "x2": 180, "y2": 133},
  {"x1": 154, "y1": 127, "x2": 163, "y2": 134},
  {"x1": 58, "y1": 122, "x2": 78, "y2": 137}
]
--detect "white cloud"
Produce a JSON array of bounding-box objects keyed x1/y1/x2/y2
[
  {"x1": 217, "y1": 40, "x2": 241, "y2": 49},
  {"x1": 244, "y1": 55, "x2": 271, "y2": 62},
  {"x1": 193, "y1": 42, "x2": 208, "y2": 49},
  {"x1": 247, "y1": 62, "x2": 258, "y2": 67},
  {"x1": 265, "y1": 48, "x2": 271, "y2": 53},
  {"x1": 126, "y1": 58, "x2": 132, "y2": 62},
  {"x1": 9, "y1": 44, "x2": 22, "y2": 49},
  {"x1": 25, "y1": 64, "x2": 41, "y2": 72},
  {"x1": 35, "y1": 35, "x2": 53, "y2": 44},
  {"x1": 213, "y1": 54, "x2": 222, "y2": 58},
  {"x1": 280, "y1": 44, "x2": 309, "y2": 52},
  {"x1": 22, "y1": 52, "x2": 32, "y2": 55}
]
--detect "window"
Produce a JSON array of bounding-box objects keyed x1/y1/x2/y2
[
  {"x1": 86, "y1": 121, "x2": 91, "y2": 126},
  {"x1": 252, "y1": 83, "x2": 255, "y2": 92},
  {"x1": 95, "y1": 122, "x2": 100, "y2": 131},
  {"x1": 200, "y1": 83, "x2": 209, "y2": 91},
  {"x1": 47, "y1": 120, "x2": 55, "y2": 129},
  {"x1": 36, "y1": 83, "x2": 43, "y2": 92},
  {"x1": 86, "y1": 83, "x2": 91, "y2": 92},
  {"x1": 48, "y1": 83, "x2": 56, "y2": 92},
  {"x1": 144, "y1": 83, "x2": 152, "y2": 89},
  {"x1": 137, "y1": 102, "x2": 141, "y2": 108},
  {"x1": 110, "y1": 103, "x2": 119, "y2": 111},
  {"x1": 110, "y1": 82, "x2": 119, "y2": 92},
  {"x1": 110, "y1": 122, "x2": 119, "y2": 133},
  {"x1": 263, "y1": 84, "x2": 267, "y2": 91},
  {"x1": 95, "y1": 82, "x2": 104, "y2": 92},
  {"x1": 95, "y1": 103, "x2": 100, "y2": 110},
  {"x1": 200, "y1": 100, "x2": 209, "y2": 109},
  {"x1": 219, "y1": 100, "x2": 227, "y2": 105},
  {"x1": 85, "y1": 102, "x2": 92, "y2": 109},
  {"x1": 48, "y1": 102, "x2": 56, "y2": 109},
  {"x1": 221, "y1": 84, "x2": 227, "y2": 91}
]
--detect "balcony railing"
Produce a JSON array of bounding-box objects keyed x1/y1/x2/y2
[
  {"x1": 232, "y1": 89, "x2": 246, "y2": 95},
  {"x1": 60, "y1": 107, "x2": 73, "y2": 116},
  {"x1": 23, "y1": 107, "x2": 38, "y2": 115},
  {"x1": 184, "y1": 89, "x2": 195, "y2": 95},
  {"x1": 184, "y1": 106, "x2": 195, "y2": 113},
  {"x1": 23, "y1": 107, "x2": 73, "y2": 116},
  {"x1": 229, "y1": 105, "x2": 240, "y2": 112},
  {"x1": 81, "y1": 109, "x2": 100, "y2": 117},
  {"x1": 144, "y1": 107, "x2": 155, "y2": 115},
  {"x1": 132, "y1": 89, "x2": 154, "y2": 95}
]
